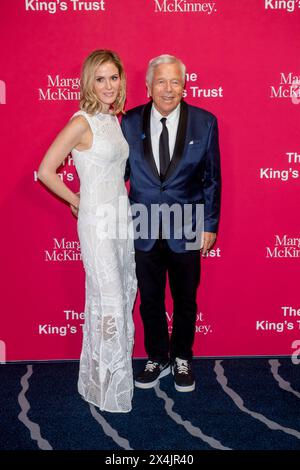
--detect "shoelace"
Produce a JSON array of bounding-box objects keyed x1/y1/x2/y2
[
  {"x1": 175, "y1": 359, "x2": 189, "y2": 375},
  {"x1": 145, "y1": 361, "x2": 159, "y2": 372}
]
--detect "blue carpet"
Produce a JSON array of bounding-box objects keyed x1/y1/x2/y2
[{"x1": 0, "y1": 358, "x2": 299, "y2": 451}]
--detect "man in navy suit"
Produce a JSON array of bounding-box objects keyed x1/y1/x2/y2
[{"x1": 121, "y1": 54, "x2": 221, "y2": 392}]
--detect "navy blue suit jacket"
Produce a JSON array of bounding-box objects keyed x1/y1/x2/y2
[{"x1": 121, "y1": 101, "x2": 221, "y2": 253}]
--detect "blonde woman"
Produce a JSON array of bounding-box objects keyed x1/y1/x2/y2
[{"x1": 38, "y1": 50, "x2": 137, "y2": 413}]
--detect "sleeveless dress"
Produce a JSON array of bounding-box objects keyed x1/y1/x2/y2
[{"x1": 71, "y1": 110, "x2": 137, "y2": 413}]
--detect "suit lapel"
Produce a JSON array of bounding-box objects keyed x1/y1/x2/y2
[
  {"x1": 164, "y1": 100, "x2": 188, "y2": 182},
  {"x1": 142, "y1": 102, "x2": 160, "y2": 180},
  {"x1": 142, "y1": 100, "x2": 189, "y2": 182}
]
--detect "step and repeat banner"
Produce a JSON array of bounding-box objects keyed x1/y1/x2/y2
[{"x1": 0, "y1": 0, "x2": 299, "y2": 361}]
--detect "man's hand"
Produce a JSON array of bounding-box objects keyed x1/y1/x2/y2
[
  {"x1": 201, "y1": 232, "x2": 217, "y2": 256},
  {"x1": 70, "y1": 192, "x2": 80, "y2": 218}
]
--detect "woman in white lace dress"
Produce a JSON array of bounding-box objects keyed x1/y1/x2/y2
[{"x1": 38, "y1": 50, "x2": 137, "y2": 413}]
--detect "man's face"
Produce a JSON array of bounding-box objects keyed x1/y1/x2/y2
[{"x1": 147, "y1": 62, "x2": 184, "y2": 116}]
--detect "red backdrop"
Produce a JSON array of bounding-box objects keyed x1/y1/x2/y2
[{"x1": 0, "y1": 0, "x2": 299, "y2": 361}]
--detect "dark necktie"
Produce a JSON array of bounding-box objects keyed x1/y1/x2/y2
[{"x1": 159, "y1": 117, "x2": 170, "y2": 180}]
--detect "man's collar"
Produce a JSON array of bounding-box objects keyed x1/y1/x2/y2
[{"x1": 151, "y1": 102, "x2": 181, "y2": 123}]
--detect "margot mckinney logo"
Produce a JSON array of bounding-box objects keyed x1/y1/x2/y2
[
  {"x1": 270, "y1": 73, "x2": 300, "y2": 100},
  {"x1": 44, "y1": 238, "x2": 81, "y2": 261},
  {"x1": 266, "y1": 235, "x2": 300, "y2": 258},
  {"x1": 153, "y1": 0, "x2": 217, "y2": 14},
  {"x1": 38, "y1": 75, "x2": 80, "y2": 101}
]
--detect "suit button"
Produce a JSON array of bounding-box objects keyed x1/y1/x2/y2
[{"x1": 160, "y1": 187, "x2": 165, "y2": 192}]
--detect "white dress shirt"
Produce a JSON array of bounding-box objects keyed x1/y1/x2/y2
[{"x1": 150, "y1": 103, "x2": 180, "y2": 173}]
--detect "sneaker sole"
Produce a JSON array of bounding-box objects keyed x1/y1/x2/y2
[
  {"x1": 174, "y1": 382, "x2": 195, "y2": 392},
  {"x1": 134, "y1": 365, "x2": 171, "y2": 389}
]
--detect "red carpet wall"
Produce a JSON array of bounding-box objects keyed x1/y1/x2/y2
[{"x1": 0, "y1": 1, "x2": 299, "y2": 361}]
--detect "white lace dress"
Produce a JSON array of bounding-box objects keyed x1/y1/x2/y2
[{"x1": 71, "y1": 110, "x2": 137, "y2": 413}]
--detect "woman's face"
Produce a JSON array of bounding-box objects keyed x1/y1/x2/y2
[{"x1": 93, "y1": 61, "x2": 121, "y2": 112}]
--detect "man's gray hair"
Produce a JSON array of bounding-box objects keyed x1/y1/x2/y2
[{"x1": 146, "y1": 54, "x2": 186, "y2": 85}]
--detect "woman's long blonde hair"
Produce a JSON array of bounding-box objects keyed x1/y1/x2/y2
[{"x1": 80, "y1": 49, "x2": 126, "y2": 115}]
